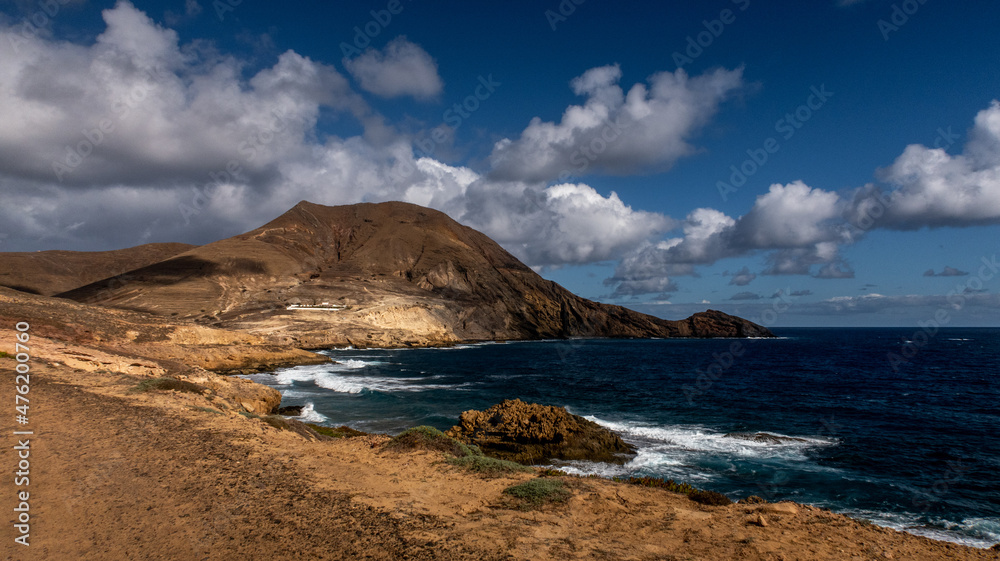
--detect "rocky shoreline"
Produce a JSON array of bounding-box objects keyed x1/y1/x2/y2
[
  {"x1": 4, "y1": 333, "x2": 998, "y2": 560},
  {"x1": 2, "y1": 287, "x2": 999, "y2": 558}
]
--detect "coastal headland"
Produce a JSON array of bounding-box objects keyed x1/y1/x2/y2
[{"x1": 1, "y1": 201, "x2": 996, "y2": 559}]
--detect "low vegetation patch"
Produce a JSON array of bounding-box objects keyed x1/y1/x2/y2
[
  {"x1": 614, "y1": 475, "x2": 733, "y2": 506},
  {"x1": 262, "y1": 416, "x2": 350, "y2": 441},
  {"x1": 238, "y1": 411, "x2": 260, "y2": 419},
  {"x1": 688, "y1": 489, "x2": 733, "y2": 506},
  {"x1": 132, "y1": 377, "x2": 207, "y2": 395},
  {"x1": 448, "y1": 455, "x2": 532, "y2": 476},
  {"x1": 614, "y1": 476, "x2": 695, "y2": 494},
  {"x1": 0, "y1": 351, "x2": 11, "y2": 359},
  {"x1": 502, "y1": 478, "x2": 571, "y2": 508},
  {"x1": 262, "y1": 415, "x2": 293, "y2": 431},
  {"x1": 383, "y1": 425, "x2": 482, "y2": 457},
  {"x1": 305, "y1": 423, "x2": 368, "y2": 439}
]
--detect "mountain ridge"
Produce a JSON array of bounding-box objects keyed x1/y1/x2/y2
[
  {"x1": 42, "y1": 200, "x2": 772, "y2": 347},
  {"x1": 0, "y1": 242, "x2": 195, "y2": 296}
]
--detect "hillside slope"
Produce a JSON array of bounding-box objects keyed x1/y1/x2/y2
[
  {"x1": 59, "y1": 201, "x2": 773, "y2": 347},
  {"x1": 0, "y1": 242, "x2": 195, "y2": 296}
]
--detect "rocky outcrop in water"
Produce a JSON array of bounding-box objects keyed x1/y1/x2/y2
[{"x1": 446, "y1": 399, "x2": 636, "y2": 465}]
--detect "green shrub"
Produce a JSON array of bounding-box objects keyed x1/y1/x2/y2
[
  {"x1": 305, "y1": 423, "x2": 368, "y2": 439},
  {"x1": 688, "y1": 489, "x2": 733, "y2": 506},
  {"x1": 613, "y1": 475, "x2": 732, "y2": 506},
  {"x1": 132, "y1": 377, "x2": 207, "y2": 394},
  {"x1": 448, "y1": 455, "x2": 532, "y2": 476},
  {"x1": 502, "y1": 478, "x2": 571, "y2": 506},
  {"x1": 0, "y1": 351, "x2": 11, "y2": 359},
  {"x1": 614, "y1": 476, "x2": 695, "y2": 495},
  {"x1": 261, "y1": 415, "x2": 332, "y2": 441},
  {"x1": 262, "y1": 415, "x2": 291, "y2": 430},
  {"x1": 383, "y1": 426, "x2": 481, "y2": 457}
]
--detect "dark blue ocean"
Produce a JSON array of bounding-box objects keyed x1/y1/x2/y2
[{"x1": 243, "y1": 328, "x2": 1000, "y2": 548}]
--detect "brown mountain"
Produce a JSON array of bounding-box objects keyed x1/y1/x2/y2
[
  {"x1": 58, "y1": 201, "x2": 773, "y2": 347},
  {"x1": 0, "y1": 242, "x2": 195, "y2": 296}
]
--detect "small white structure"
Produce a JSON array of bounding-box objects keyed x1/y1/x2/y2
[{"x1": 287, "y1": 302, "x2": 346, "y2": 311}]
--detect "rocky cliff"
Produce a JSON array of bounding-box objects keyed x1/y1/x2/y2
[{"x1": 446, "y1": 399, "x2": 636, "y2": 465}]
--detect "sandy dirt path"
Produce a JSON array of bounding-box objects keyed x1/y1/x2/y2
[
  {"x1": 1, "y1": 363, "x2": 507, "y2": 560},
  {"x1": 2, "y1": 357, "x2": 998, "y2": 561}
]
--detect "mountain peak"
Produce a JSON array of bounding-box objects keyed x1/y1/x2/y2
[{"x1": 50, "y1": 201, "x2": 772, "y2": 347}]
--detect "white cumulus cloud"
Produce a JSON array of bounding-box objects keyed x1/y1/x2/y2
[
  {"x1": 848, "y1": 100, "x2": 1000, "y2": 230},
  {"x1": 607, "y1": 181, "x2": 855, "y2": 295},
  {"x1": 487, "y1": 64, "x2": 744, "y2": 183},
  {"x1": 343, "y1": 37, "x2": 443, "y2": 101}
]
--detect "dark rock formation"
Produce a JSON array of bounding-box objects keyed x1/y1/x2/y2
[
  {"x1": 276, "y1": 405, "x2": 304, "y2": 416},
  {"x1": 446, "y1": 399, "x2": 636, "y2": 465},
  {"x1": 674, "y1": 309, "x2": 775, "y2": 339}
]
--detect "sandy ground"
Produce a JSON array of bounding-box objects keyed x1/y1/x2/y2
[{"x1": 2, "y1": 337, "x2": 999, "y2": 560}]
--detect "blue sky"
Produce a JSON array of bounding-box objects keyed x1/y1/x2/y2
[{"x1": 1, "y1": 0, "x2": 999, "y2": 326}]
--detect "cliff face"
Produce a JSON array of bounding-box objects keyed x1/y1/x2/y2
[{"x1": 54, "y1": 201, "x2": 772, "y2": 347}]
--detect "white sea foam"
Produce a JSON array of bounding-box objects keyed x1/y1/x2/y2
[
  {"x1": 842, "y1": 509, "x2": 1000, "y2": 549},
  {"x1": 585, "y1": 416, "x2": 835, "y2": 461},
  {"x1": 268, "y1": 362, "x2": 468, "y2": 394},
  {"x1": 950, "y1": 517, "x2": 1000, "y2": 547},
  {"x1": 274, "y1": 389, "x2": 312, "y2": 399},
  {"x1": 334, "y1": 359, "x2": 377, "y2": 369},
  {"x1": 543, "y1": 460, "x2": 631, "y2": 478},
  {"x1": 295, "y1": 402, "x2": 329, "y2": 423}
]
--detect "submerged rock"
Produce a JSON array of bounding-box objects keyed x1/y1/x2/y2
[
  {"x1": 724, "y1": 432, "x2": 807, "y2": 444},
  {"x1": 445, "y1": 399, "x2": 636, "y2": 465}
]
